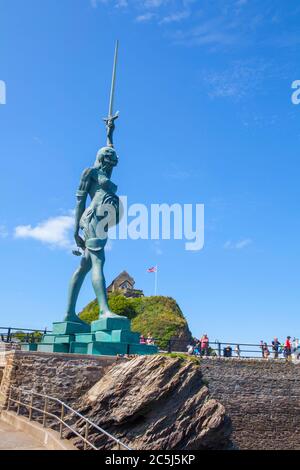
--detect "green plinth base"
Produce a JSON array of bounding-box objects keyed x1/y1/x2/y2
[
  {"x1": 91, "y1": 317, "x2": 130, "y2": 332},
  {"x1": 37, "y1": 343, "x2": 69, "y2": 353},
  {"x1": 74, "y1": 333, "x2": 95, "y2": 343},
  {"x1": 42, "y1": 335, "x2": 56, "y2": 344},
  {"x1": 95, "y1": 329, "x2": 140, "y2": 344},
  {"x1": 42, "y1": 334, "x2": 74, "y2": 344},
  {"x1": 87, "y1": 341, "x2": 128, "y2": 356},
  {"x1": 55, "y1": 334, "x2": 74, "y2": 344},
  {"x1": 70, "y1": 342, "x2": 88, "y2": 354},
  {"x1": 20, "y1": 343, "x2": 38, "y2": 351},
  {"x1": 129, "y1": 344, "x2": 158, "y2": 355},
  {"x1": 52, "y1": 321, "x2": 90, "y2": 335},
  {"x1": 39, "y1": 314, "x2": 157, "y2": 357}
]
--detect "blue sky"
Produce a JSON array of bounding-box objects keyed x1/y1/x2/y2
[{"x1": 1, "y1": 0, "x2": 300, "y2": 344}]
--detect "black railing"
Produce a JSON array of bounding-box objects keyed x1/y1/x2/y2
[
  {"x1": 162, "y1": 339, "x2": 296, "y2": 360},
  {"x1": 0, "y1": 327, "x2": 50, "y2": 344},
  {"x1": 1, "y1": 326, "x2": 297, "y2": 360}
]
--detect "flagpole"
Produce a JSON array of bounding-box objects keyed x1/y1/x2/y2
[{"x1": 154, "y1": 266, "x2": 158, "y2": 296}]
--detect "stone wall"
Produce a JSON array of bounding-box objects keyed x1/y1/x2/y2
[
  {"x1": 200, "y1": 358, "x2": 300, "y2": 450},
  {"x1": 1, "y1": 352, "x2": 300, "y2": 450},
  {"x1": 0, "y1": 350, "x2": 120, "y2": 409}
]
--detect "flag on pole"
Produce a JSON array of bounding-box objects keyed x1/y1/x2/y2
[
  {"x1": 147, "y1": 266, "x2": 157, "y2": 273},
  {"x1": 147, "y1": 266, "x2": 158, "y2": 295}
]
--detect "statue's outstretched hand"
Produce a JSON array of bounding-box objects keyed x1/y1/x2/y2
[{"x1": 74, "y1": 233, "x2": 85, "y2": 250}]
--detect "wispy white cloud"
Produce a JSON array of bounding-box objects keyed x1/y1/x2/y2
[
  {"x1": 160, "y1": 9, "x2": 190, "y2": 24},
  {"x1": 224, "y1": 238, "x2": 252, "y2": 250},
  {"x1": 14, "y1": 212, "x2": 115, "y2": 253},
  {"x1": 135, "y1": 12, "x2": 156, "y2": 22},
  {"x1": 201, "y1": 59, "x2": 275, "y2": 101},
  {"x1": 91, "y1": 0, "x2": 192, "y2": 26},
  {"x1": 14, "y1": 212, "x2": 75, "y2": 250},
  {"x1": 91, "y1": 0, "x2": 167, "y2": 8},
  {"x1": 90, "y1": 0, "x2": 300, "y2": 53},
  {"x1": 144, "y1": 0, "x2": 168, "y2": 7},
  {"x1": 171, "y1": 15, "x2": 239, "y2": 49}
]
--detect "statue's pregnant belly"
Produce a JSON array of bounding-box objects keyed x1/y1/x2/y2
[{"x1": 80, "y1": 190, "x2": 121, "y2": 233}]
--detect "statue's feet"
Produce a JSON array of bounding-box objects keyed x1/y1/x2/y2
[
  {"x1": 64, "y1": 314, "x2": 88, "y2": 325},
  {"x1": 101, "y1": 309, "x2": 127, "y2": 320}
]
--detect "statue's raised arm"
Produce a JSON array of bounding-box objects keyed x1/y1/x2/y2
[{"x1": 102, "y1": 112, "x2": 119, "y2": 148}]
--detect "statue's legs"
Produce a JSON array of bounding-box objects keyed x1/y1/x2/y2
[
  {"x1": 90, "y1": 249, "x2": 125, "y2": 318},
  {"x1": 64, "y1": 250, "x2": 92, "y2": 322}
]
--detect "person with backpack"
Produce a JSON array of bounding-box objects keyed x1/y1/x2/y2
[{"x1": 223, "y1": 345, "x2": 232, "y2": 358}]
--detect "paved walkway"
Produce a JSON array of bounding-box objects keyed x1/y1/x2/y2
[{"x1": 0, "y1": 419, "x2": 46, "y2": 450}]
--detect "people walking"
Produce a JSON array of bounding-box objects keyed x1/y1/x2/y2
[
  {"x1": 259, "y1": 340, "x2": 264, "y2": 358},
  {"x1": 193, "y1": 340, "x2": 201, "y2": 356},
  {"x1": 140, "y1": 335, "x2": 146, "y2": 344},
  {"x1": 223, "y1": 345, "x2": 232, "y2": 357},
  {"x1": 284, "y1": 336, "x2": 292, "y2": 361},
  {"x1": 146, "y1": 332, "x2": 154, "y2": 345},
  {"x1": 271, "y1": 338, "x2": 281, "y2": 359},
  {"x1": 292, "y1": 338, "x2": 300, "y2": 360},
  {"x1": 235, "y1": 344, "x2": 241, "y2": 358},
  {"x1": 262, "y1": 342, "x2": 270, "y2": 359},
  {"x1": 200, "y1": 334, "x2": 209, "y2": 356}
]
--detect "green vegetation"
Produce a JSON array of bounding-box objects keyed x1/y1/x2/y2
[
  {"x1": 12, "y1": 331, "x2": 43, "y2": 343},
  {"x1": 160, "y1": 352, "x2": 201, "y2": 365},
  {"x1": 79, "y1": 294, "x2": 192, "y2": 349}
]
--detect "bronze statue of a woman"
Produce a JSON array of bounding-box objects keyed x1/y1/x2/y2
[{"x1": 64, "y1": 41, "x2": 124, "y2": 324}]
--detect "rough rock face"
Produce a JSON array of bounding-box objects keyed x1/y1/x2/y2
[
  {"x1": 63, "y1": 355, "x2": 232, "y2": 450},
  {"x1": 170, "y1": 325, "x2": 193, "y2": 352}
]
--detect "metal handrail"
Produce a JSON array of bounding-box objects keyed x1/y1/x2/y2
[
  {"x1": 1, "y1": 325, "x2": 297, "y2": 359},
  {"x1": 6, "y1": 385, "x2": 131, "y2": 450},
  {"x1": 0, "y1": 326, "x2": 50, "y2": 344}
]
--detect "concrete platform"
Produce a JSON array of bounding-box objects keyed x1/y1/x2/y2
[
  {"x1": 0, "y1": 417, "x2": 47, "y2": 450},
  {"x1": 0, "y1": 411, "x2": 77, "y2": 450}
]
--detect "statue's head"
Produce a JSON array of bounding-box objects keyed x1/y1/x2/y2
[{"x1": 94, "y1": 147, "x2": 118, "y2": 172}]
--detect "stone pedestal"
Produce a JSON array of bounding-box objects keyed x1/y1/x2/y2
[
  {"x1": 25, "y1": 317, "x2": 158, "y2": 357},
  {"x1": 34, "y1": 321, "x2": 90, "y2": 354},
  {"x1": 19, "y1": 343, "x2": 38, "y2": 351},
  {"x1": 52, "y1": 321, "x2": 90, "y2": 335}
]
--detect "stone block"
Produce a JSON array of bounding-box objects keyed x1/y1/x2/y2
[
  {"x1": 69, "y1": 342, "x2": 88, "y2": 354},
  {"x1": 52, "y1": 321, "x2": 90, "y2": 335},
  {"x1": 20, "y1": 343, "x2": 38, "y2": 351},
  {"x1": 42, "y1": 335, "x2": 56, "y2": 343},
  {"x1": 37, "y1": 343, "x2": 70, "y2": 353},
  {"x1": 54, "y1": 335, "x2": 75, "y2": 344},
  {"x1": 87, "y1": 341, "x2": 128, "y2": 356},
  {"x1": 129, "y1": 344, "x2": 158, "y2": 355},
  {"x1": 91, "y1": 317, "x2": 130, "y2": 332},
  {"x1": 74, "y1": 333, "x2": 95, "y2": 343},
  {"x1": 95, "y1": 329, "x2": 140, "y2": 344}
]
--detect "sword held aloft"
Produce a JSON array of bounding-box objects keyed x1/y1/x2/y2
[{"x1": 103, "y1": 40, "x2": 119, "y2": 148}]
